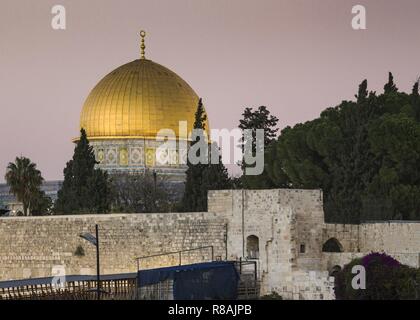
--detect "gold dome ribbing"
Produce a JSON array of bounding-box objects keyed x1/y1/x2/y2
[{"x1": 79, "y1": 58, "x2": 208, "y2": 141}]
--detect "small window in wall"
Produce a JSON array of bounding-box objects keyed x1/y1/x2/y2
[
  {"x1": 322, "y1": 238, "x2": 343, "y2": 253},
  {"x1": 300, "y1": 244, "x2": 306, "y2": 253},
  {"x1": 246, "y1": 235, "x2": 259, "y2": 259}
]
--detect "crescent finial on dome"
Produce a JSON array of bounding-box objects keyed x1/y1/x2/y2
[{"x1": 140, "y1": 30, "x2": 146, "y2": 59}]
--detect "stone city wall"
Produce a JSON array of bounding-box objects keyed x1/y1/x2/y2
[
  {"x1": 322, "y1": 221, "x2": 420, "y2": 270},
  {"x1": 276, "y1": 270, "x2": 335, "y2": 300},
  {"x1": 322, "y1": 224, "x2": 360, "y2": 252},
  {"x1": 208, "y1": 189, "x2": 328, "y2": 297},
  {"x1": 0, "y1": 212, "x2": 227, "y2": 281},
  {"x1": 1, "y1": 188, "x2": 419, "y2": 300},
  {"x1": 359, "y1": 222, "x2": 420, "y2": 255}
]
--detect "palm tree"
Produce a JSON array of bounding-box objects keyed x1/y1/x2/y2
[{"x1": 5, "y1": 157, "x2": 44, "y2": 216}]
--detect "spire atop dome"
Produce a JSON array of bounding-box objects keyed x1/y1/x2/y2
[{"x1": 140, "y1": 30, "x2": 146, "y2": 59}]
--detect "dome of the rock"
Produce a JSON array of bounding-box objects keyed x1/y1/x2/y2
[
  {"x1": 76, "y1": 31, "x2": 209, "y2": 195},
  {"x1": 80, "y1": 58, "x2": 208, "y2": 140}
]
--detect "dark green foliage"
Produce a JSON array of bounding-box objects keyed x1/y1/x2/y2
[
  {"x1": 110, "y1": 171, "x2": 171, "y2": 213},
  {"x1": 238, "y1": 106, "x2": 279, "y2": 189},
  {"x1": 202, "y1": 148, "x2": 231, "y2": 193},
  {"x1": 182, "y1": 98, "x2": 209, "y2": 212},
  {"x1": 356, "y1": 79, "x2": 368, "y2": 103},
  {"x1": 334, "y1": 252, "x2": 420, "y2": 300},
  {"x1": 5, "y1": 157, "x2": 49, "y2": 216},
  {"x1": 384, "y1": 72, "x2": 398, "y2": 94},
  {"x1": 193, "y1": 98, "x2": 207, "y2": 130},
  {"x1": 263, "y1": 74, "x2": 420, "y2": 223},
  {"x1": 412, "y1": 81, "x2": 419, "y2": 97},
  {"x1": 31, "y1": 190, "x2": 53, "y2": 216},
  {"x1": 181, "y1": 99, "x2": 231, "y2": 212},
  {"x1": 55, "y1": 129, "x2": 112, "y2": 214},
  {"x1": 239, "y1": 106, "x2": 279, "y2": 146}
]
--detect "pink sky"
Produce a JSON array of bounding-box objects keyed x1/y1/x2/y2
[{"x1": 1, "y1": 0, "x2": 420, "y2": 181}]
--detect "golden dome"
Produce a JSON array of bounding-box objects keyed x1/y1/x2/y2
[{"x1": 79, "y1": 58, "x2": 208, "y2": 140}]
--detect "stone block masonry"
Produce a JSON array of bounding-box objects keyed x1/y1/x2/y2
[
  {"x1": 1, "y1": 189, "x2": 419, "y2": 300},
  {"x1": 0, "y1": 212, "x2": 227, "y2": 281},
  {"x1": 322, "y1": 221, "x2": 420, "y2": 271}
]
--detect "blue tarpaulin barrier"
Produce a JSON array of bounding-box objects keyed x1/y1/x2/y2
[{"x1": 138, "y1": 261, "x2": 239, "y2": 300}]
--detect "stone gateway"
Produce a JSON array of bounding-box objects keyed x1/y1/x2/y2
[{"x1": 0, "y1": 189, "x2": 419, "y2": 300}]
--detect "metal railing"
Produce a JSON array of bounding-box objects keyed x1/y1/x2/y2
[
  {"x1": 234, "y1": 259, "x2": 260, "y2": 299},
  {"x1": 135, "y1": 245, "x2": 215, "y2": 271},
  {"x1": 0, "y1": 277, "x2": 137, "y2": 300}
]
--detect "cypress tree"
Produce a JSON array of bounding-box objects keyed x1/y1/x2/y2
[
  {"x1": 384, "y1": 72, "x2": 398, "y2": 93},
  {"x1": 356, "y1": 79, "x2": 368, "y2": 103},
  {"x1": 55, "y1": 129, "x2": 112, "y2": 214},
  {"x1": 204, "y1": 144, "x2": 232, "y2": 192},
  {"x1": 182, "y1": 99, "x2": 208, "y2": 211},
  {"x1": 181, "y1": 99, "x2": 231, "y2": 211},
  {"x1": 412, "y1": 81, "x2": 419, "y2": 97},
  {"x1": 412, "y1": 81, "x2": 420, "y2": 121}
]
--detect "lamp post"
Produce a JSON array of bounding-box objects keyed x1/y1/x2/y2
[{"x1": 80, "y1": 224, "x2": 101, "y2": 300}]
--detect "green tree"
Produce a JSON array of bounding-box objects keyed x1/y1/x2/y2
[
  {"x1": 263, "y1": 74, "x2": 420, "y2": 223},
  {"x1": 5, "y1": 157, "x2": 45, "y2": 216},
  {"x1": 203, "y1": 144, "x2": 232, "y2": 194},
  {"x1": 356, "y1": 79, "x2": 368, "y2": 103},
  {"x1": 181, "y1": 99, "x2": 232, "y2": 211},
  {"x1": 110, "y1": 170, "x2": 171, "y2": 213},
  {"x1": 412, "y1": 81, "x2": 419, "y2": 97},
  {"x1": 31, "y1": 190, "x2": 53, "y2": 216},
  {"x1": 55, "y1": 129, "x2": 112, "y2": 214},
  {"x1": 239, "y1": 106, "x2": 279, "y2": 150},
  {"x1": 411, "y1": 80, "x2": 420, "y2": 121},
  {"x1": 238, "y1": 106, "x2": 279, "y2": 189},
  {"x1": 384, "y1": 72, "x2": 398, "y2": 94}
]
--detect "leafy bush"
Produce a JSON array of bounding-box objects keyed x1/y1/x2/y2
[{"x1": 334, "y1": 252, "x2": 419, "y2": 300}]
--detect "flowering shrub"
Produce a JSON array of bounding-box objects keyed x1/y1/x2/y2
[
  {"x1": 334, "y1": 252, "x2": 419, "y2": 300},
  {"x1": 361, "y1": 252, "x2": 401, "y2": 268}
]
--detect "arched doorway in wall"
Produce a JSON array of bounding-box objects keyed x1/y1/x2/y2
[
  {"x1": 246, "y1": 235, "x2": 259, "y2": 259},
  {"x1": 322, "y1": 238, "x2": 343, "y2": 253}
]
